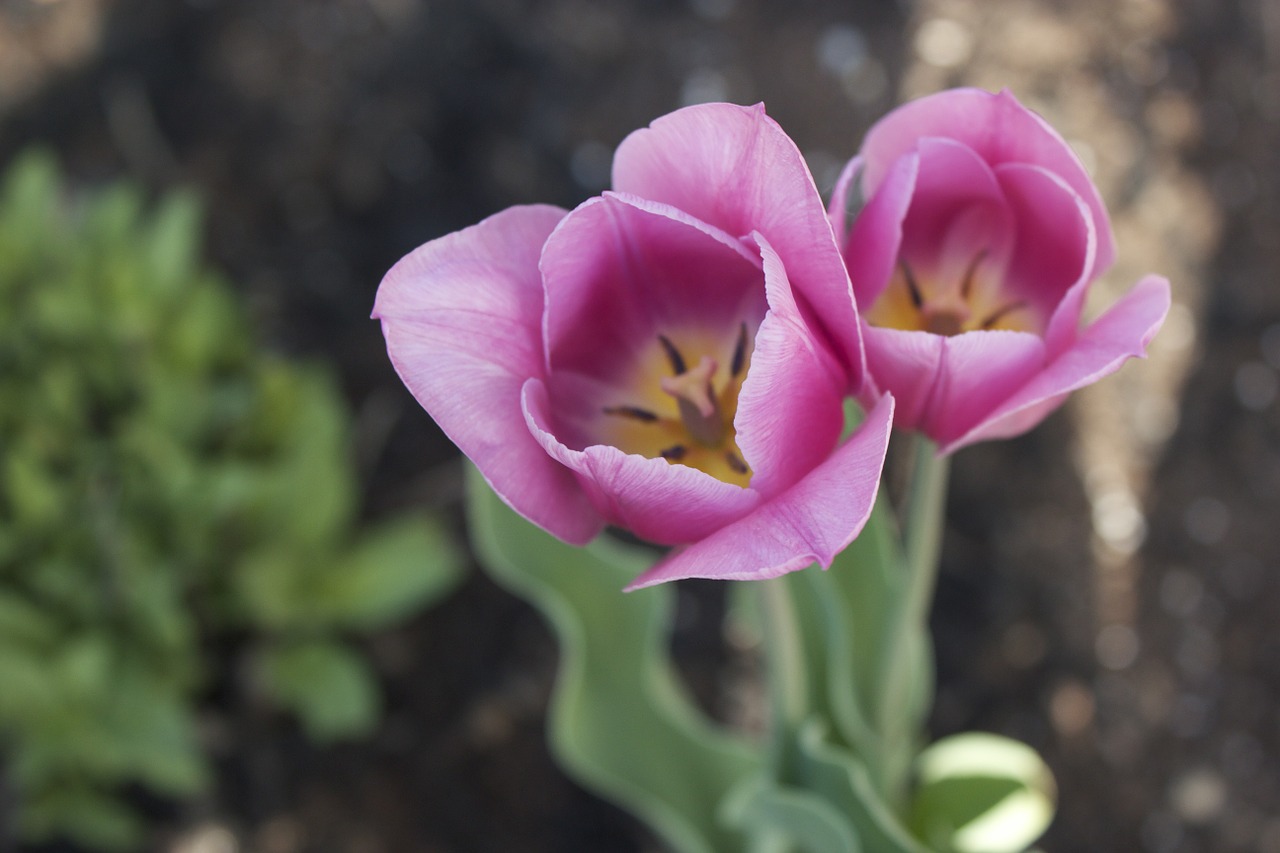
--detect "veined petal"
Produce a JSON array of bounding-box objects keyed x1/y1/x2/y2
[
  {"x1": 943, "y1": 275, "x2": 1171, "y2": 453},
  {"x1": 734, "y1": 233, "x2": 846, "y2": 497},
  {"x1": 626, "y1": 395, "x2": 894, "y2": 589},
  {"x1": 923, "y1": 330, "x2": 1047, "y2": 447},
  {"x1": 611, "y1": 102, "x2": 864, "y2": 384},
  {"x1": 860, "y1": 87, "x2": 1115, "y2": 278},
  {"x1": 523, "y1": 379, "x2": 759, "y2": 545},
  {"x1": 995, "y1": 162, "x2": 1097, "y2": 357},
  {"x1": 373, "y1": 205, "x2": 605, "y2": 544},
  {"x1": 834, "y1": 151, "x2": 918, "y2": 310},
  {"x1": 861, "y1": 324, "x2": 1045, "y2": 446},
  {"x1": 540, "y1": 192, "x2": 765, "y2": 380},
  {"x1": 859, "y1": 325, "x2": 944, "y2": 429},
  {"x1": 827, "y1": 155, "x2": 863, "y2": 255},
  {"x1": 896, "y1": 138, "x2": 1014, "y2": 285}
]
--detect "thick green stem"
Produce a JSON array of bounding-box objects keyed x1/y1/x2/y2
[
  {"x1": 874, "y1": 435, "x2": 950, "y2": 802},
  {"x1": 902, "y1": 436, "x2": 950, "y2": 631},
  {"x1": 759, "y1": 577, "x2": 807, "y2": 775}
]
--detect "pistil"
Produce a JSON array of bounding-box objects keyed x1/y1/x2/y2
[
  {"x1": 660, "y1": 355, "x2": 724, "y2": 447},
  {"x1": 598, "y1": 331, "x2": 752, "y2": 484}
]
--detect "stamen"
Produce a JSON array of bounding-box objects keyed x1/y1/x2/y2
[
  {"x1": 657, "y1": 335, "x2": 687, "y2": 375},
  {"x1": 603, "y1": 405, "x2": 659, "y2": 422},
  {"x1": 900, "y1": 260, "x2": 924, "y2": 309},
  {"x1": 724, "y1": 450, "x2": 749, "y2": 474},
  {"x1": 660, "y1": 445, "x2": 687, "y2": 461},
  {"x1": 979, "y1": 300, "x2": 1027, "y2": 330},
  {"x1": 730, "y1": 322, "x2": 748, "y2": 378},
  {"x1": 958, "y1": 248, "x2": 989, "y2": 300}
]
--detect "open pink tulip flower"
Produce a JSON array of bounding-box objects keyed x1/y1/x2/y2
[
  {"x1": 374, "y1": 103, "x2": 893, "y2": 589},
  {"x1": 831, "y1": 88, "x2": 1171, "y2": 454}
]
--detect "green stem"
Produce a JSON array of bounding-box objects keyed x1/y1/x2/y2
[
  {"x1": 874, "y1": 435, "x2": 950, "y2": 801},
  {"x1": 902, "y1": 436, "x2": 950, "y2": 630},
  {"x1": 759, "y1": 576, "x2": 807, "y2": 776}
]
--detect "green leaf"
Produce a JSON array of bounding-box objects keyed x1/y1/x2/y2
[
  {"x1": 790, "y1": 720, "x2": 929, "y2": 853},
  {"x1": 319, "y1": 514, "x2": 464, "y2": 629},
  {"x1": 100, "y1": 665, "x2": 209, "y2": 795},
  {"x1": 0, "y1": 591, "x2": 60, "y2": 646},
  {"x1": 257, "y1": 639, "x2": 381, "y2": 741},
  {"x1": 909, "y1": 733, "x2": 1057, "y2": 853},
  {"x1": 145, "y1": 190, "x2": 202, "y2": 296},
  {"x1": 779, "y1": 492, "x2": 920, "y2": 800},
  {"x1": 54, "y1": 633, "x2": 113, "y2": 703},
  {"x1": 268, "y1": 369, "x2": 357, "y2": 546},
  {"x1": 0, "y1": 643, "x2": 58, "y2": 719},
  {"x1": 19, "y1": 786, "x2": 144, "y2": 852},
  {"x1": 467, "y1": 465, "x2": 758, "y2": 853},
  {"x1": 722, "y1": 775, "x2": 862, "y2": 853},
  {"x1": 4, "y1": 443, "x2": 65, "y2": 528},
  {"x1": 0, "y1": 149, "x2": 60, "y2": 261}
]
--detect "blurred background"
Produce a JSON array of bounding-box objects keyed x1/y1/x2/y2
[{"x1": 0, "y1": 0, "x2": 1275, "y2": 850}]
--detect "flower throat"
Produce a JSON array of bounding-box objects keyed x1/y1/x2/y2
[{"x1": 602, "y1": 324, "x2": 752, "y2": 487}]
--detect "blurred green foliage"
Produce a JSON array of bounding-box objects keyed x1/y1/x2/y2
[{"x1": 0, "y1": 151, "x2": 463, "y2": 850}]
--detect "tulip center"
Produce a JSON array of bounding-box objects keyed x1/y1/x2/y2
[
  {"x1": 866, "y1": 249, "x2": 1032, "y2": 336},
  {"x1": 599, "y1": 324, "x2": 752, "y2": 486}
]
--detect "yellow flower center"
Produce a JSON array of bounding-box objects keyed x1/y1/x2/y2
[
  {"x1": 599, "y1": 324, "x2": 753, "y2": 486},
  {"x1": 866, "y1": 250, "x2": 1033, "y2": 336}
]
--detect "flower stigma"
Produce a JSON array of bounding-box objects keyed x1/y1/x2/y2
[{"x1": 601, "y1": 323, "x2": 752, "y2": 486}]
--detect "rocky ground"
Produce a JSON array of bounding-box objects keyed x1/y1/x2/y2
[{"x1": 1, "y1": 0, "x2": 1277, "y2": 850}]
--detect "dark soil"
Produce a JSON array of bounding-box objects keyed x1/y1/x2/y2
[{"x1": 2, "y1": 0, "x2": 1277, "y2": 851}]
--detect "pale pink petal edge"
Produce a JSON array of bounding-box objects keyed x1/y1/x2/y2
[
  {"x1": 941, "y1": 274, "x2": 1172, "y2": 454},
  {"x1": 373, "y1": 205, "x2": 605, "y2": 545}
]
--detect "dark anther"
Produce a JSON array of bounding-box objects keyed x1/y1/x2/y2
[
  {"x1": 730, "y1": 322, "x2": 748, "y2": 378},
  {"x1": 979, "y1": 300, "x2": 1027, "y2": 330},
  {"x1": 959, "y1": 248, "x2": 990, "y2": 300},
  {"x1": 603, "y1": 405, "x2": 659, "y2": 422},
  {"x1": 899, "y1": 260, "x2": 924, "y2": 309},
  {"x1": 657, "y1": 335, "x2": 687, "y2": 375},
  {"x1": 724, "y1": 450, "x2": 749, "y2": 475},
  {"x1": 660, "y1": 445, "x2": 688, "y2": 461}
]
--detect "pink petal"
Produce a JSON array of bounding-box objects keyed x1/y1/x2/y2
[
  {"x1": 522, "y1": 379, "x2": 760, "y2": 545},
  {"x1": 833, "y1": 151, "x2": 919, "y2": 310},
  {"x1": 540, "y1": 192, "x2": 765, "y2": 380},
  {"x1": 920, "y1": 330, "x2": 1047, "y2": 447},
  {"x1": 827, "y1": 155, "x2": 863, "y2": 254},
  {"x1": 626, "y1": 395, "x2": 894, "y2": 589},
  {"x1": 373, "y1": 205, "x2": 604, "y2": 545},
  {"x1": 894, "y1": 139, "x2": 1016, "y2": 297},
  {"x1": 733, "y1": 233, "x2": 847, "y2": 497},
  {"x1": 942, "y1": 275, "x2": 1172, "y2": 453},
  {"x1": 859, "y1": 325, "x2": 943, "y2": 428},
  {"x1": 862, "y1": 325, "x2": 1046, "y2": 445},
  {"x1": 860, "y1": 88, "x2": 1114, "y2": 279},
  {"x1": 994, "y1": 162, "x2": 1097, "y2": 358},
  {"x1": 611, "y1": 102, "x2": 864, "y2": 384}
]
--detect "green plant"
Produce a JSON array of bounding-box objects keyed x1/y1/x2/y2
[{"x1": 0, "y1": 150, "x2": 462, "y2": 850}]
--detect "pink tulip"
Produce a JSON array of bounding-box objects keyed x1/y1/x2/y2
[
  {"x1": 374, "y1": 103, "x2": 892, "y2": 588},
  {"x1": 831, "y1": 88, "x2": 1170, "y2": 453}
]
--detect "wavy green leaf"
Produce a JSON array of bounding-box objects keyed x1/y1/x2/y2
[{"x1": 467, "y1": 466, "x2": 758, "y2": 853}]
